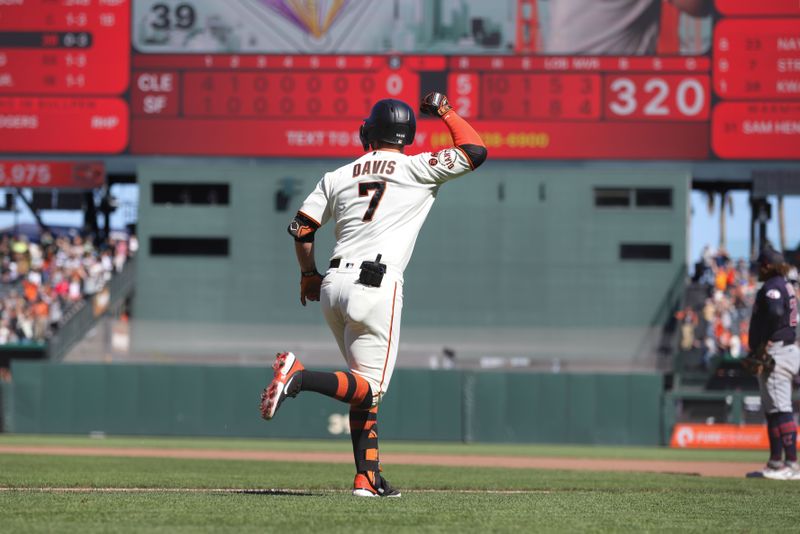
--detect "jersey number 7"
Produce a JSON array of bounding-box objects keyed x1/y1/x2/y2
[{"x1": 358, "y1": 181, "x2": 386, "y2": 222}]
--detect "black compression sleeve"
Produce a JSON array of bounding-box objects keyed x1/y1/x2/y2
[
  {"x1": 287, "y1": 212, "x2": 320, "y2": 243},
  {"x1": 459, "y1": 144, "x2": 488, "y2": 169}
]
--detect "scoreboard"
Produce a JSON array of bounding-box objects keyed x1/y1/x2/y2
[
  {"x1": 129, "y1": 54, "x2": 709, "y2": 159},
  {"x1": 0, "y1": 0, "x2": 129, "y2": 153},
  {"x1": 0, "y1": 0, "x2": 128, "y2": 94},
  {"x1": 0, "y1": 0, "x2": 798, "y2": 161}
]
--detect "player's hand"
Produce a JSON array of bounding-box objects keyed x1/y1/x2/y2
[
  {"x1": 420, "y1": 92, "x2": 453, "y2": 117},
  {"x1": 300, "y1": 270, "x2": 323, "y2": 306},
  {"x1": 740, "y1": 354, "x2": 765, "y2": 375},
  {"x1": 740, "y1": 347, "x2": 776, "y2": 376}
]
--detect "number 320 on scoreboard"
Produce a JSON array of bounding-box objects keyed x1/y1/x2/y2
[{"x1": 605, "y1": 75, "x2": 709, "y2": 121}]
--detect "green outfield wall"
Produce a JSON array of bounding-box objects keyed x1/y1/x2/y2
[
  {"x1": 6, "y1": 362, "x2": 663, "y2": 445},
  {"x1": 130, "y1": 162, "x2": 688, "y2": 367}
]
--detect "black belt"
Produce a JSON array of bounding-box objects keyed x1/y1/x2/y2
[
  {"x1": 329, "y1": 258, "x2": 360, "y2": 269},
  {"x1": 329, "y1": 258, "x2": 380, "y2": 269}
]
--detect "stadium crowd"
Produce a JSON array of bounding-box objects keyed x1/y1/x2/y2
[
  {"x1": 0, "y1": 231, "x2": 137, "y2": 345},
  {"x1": 678, "y1": 245, "x2": 799, "y2": 369}
]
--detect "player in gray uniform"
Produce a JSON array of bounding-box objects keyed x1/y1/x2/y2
[{"x1": 744, "y1": 247, "x2": 800, "y2": 480}]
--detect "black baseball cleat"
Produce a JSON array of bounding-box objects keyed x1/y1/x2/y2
[
  {"x1": 352, "y1": 472, "x2": 401, "y2": 498},
  {"x1": 260, "y1": 352, "x2": 304, "y2": 420}
]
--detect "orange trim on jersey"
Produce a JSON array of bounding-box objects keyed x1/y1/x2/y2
[
  {"x1": 378, "y1": 282, "x2": 398, "y2": 394},
  {"x1": 442, "y1": 111, "x2": 484, "y2": 147},
  {"x1": 334, "y1": 371, "x2": 348, "y2": 399},
  {"x1": 297, "y1": 210, "x2": 321, "y2": 228},
  {"x1": 454, "y1": 146, "x2": 474, "y2": 170}
]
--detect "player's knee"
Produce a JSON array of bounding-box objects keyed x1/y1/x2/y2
[{"x1": 348, "y1": 374, "x2": 376, "y2": 409}]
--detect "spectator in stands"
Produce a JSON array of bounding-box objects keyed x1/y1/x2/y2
[
  {"x1": 113, "y1": 240, "x2": 127, "y2": 272},
  {"x1": 68, "y1": 271, "x2": 83, "y2": 302},
  {"x1": 32, "y1": 297, "x2": 49, "y2": 341},
  {"x1": 714, "y1": 246, "x2": 731, "y2": 269},
  {"x1": 16, "y1": 308, "x2": 33, "y2": 340},
  {"x1": 0, "y1": 318, "x2": 13, "y2": 345},
  {"x1": 675, "y1": 305, "x2": 699, "y2": 351},
  {"x1": 693, "y1": 245, "x2": 715, "y2": 284},
  {"x1": 83, "y1": 257, "x2": 105, "y2": 296},
  {"x1": 47, "y1": 286, "x2": 63, "y2": 328}
]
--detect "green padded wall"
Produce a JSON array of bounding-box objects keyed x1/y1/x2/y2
[
  {"x1": 8, "y1": 362, "x2": 663, "y2": 445},
  {"x1": 465, "y1": 371, "x2": 662, "y2": 444}
]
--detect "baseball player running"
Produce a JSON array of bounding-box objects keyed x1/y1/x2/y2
[
  {"x1": 743, "y1": 246, "x2": 800, "y2": 480},
  {"x1": 259, "y1": 93, "x2": 487, "y2": 497}
]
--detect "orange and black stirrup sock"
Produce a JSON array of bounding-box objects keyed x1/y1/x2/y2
[
  {"x1": 350, "y1": 405, "x2": 380, "y2": 481},
  {"x1": 299, "y1": 370, "x2": 372, "y2": 408}
]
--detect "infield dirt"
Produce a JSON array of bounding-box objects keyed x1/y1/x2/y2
[{"x1": 0, "y1": 445, "x2": 762, "y2": 478}]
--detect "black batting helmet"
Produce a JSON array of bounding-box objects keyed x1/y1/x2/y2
[{"x1": 359, "y1": 99, "x2": 416, "y2": 151}]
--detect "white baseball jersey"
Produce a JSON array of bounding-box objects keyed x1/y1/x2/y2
[
  {"x1": 299, "y1": 145, "x2": 475, "y2": 400},
  {"x1": 298, "y1": 147, "x2": 474, "y2": 272}
]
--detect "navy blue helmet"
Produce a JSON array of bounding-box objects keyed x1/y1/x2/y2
[{"x1": 359, "y1": 99, "x2": 416, "y2": 150}]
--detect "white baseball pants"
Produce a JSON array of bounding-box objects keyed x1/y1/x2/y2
[{"x1": 320, "y1": 262, "x2": 403, "y2": 404}]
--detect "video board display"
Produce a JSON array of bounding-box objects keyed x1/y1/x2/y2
[
  {"x1": 0, "y1": 0, "x2": 797, "y2": 161},
  {"x1": 0, "y1": 160, "x2": 104, "y2": 188}
]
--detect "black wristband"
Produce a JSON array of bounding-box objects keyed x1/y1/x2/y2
[{"x1": 301, "y1": 270, "x2": 319, "y2": 277}]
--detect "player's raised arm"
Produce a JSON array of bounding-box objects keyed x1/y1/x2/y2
[{"x1": 419, "y1": 92, "x2": 487, "y2": 169}]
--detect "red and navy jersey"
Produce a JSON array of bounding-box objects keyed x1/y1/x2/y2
[{"x1": 749, "y1": 275, "x2": 798, "y2": 349}]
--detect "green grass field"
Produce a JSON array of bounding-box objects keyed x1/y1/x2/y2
[{"x1": 1, "y1": 435, "x2": 798, "y2": 533}]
